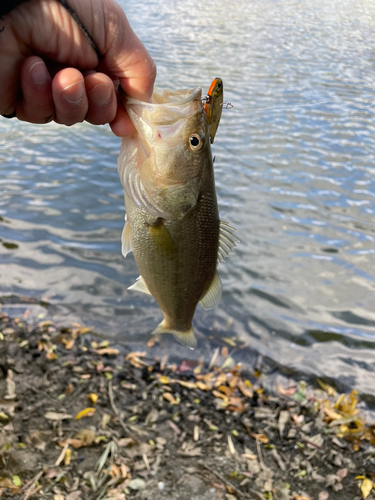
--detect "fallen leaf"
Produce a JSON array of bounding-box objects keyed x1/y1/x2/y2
[
  {"x1": 96, "y1": 348, "x2": 119, "y2": 356},
  {"x1": 0, "y1": 477, "x2": 17, "y2": 489},
  {"x1": 66, "y1": 492, "x2": 81, "y2": 500},
  {"x1": 44, "y1": 411, "x2": 72, "y2": 421},
  {"x1": 318, "y1": 492, "x2": 329, "y2": 500},
  {"x1": 222, "y1": 337, "x2": 236, "y2": 347},
  {"x1": 87, "y1": 393, "x2": 98, "y2": 404},
  {"x1": 174, "y1": 380, "x2": 196, "y2": 389},
  {"x1": 178, "y1": 446, "x2": 202, "y2": 457},
  {"x1": 118, "y1": 437, "x2": 135, "y2": 447},
  {"x1": 361, "y1": 478, "x2": 373, "y2": 499},
  {"x1": 74, "y1": 408, "x2": 96, "y2": 420},
  {"x1": 237, "y1": 378, "x2": 253, "y2": 398},
  {"x1": 162, "y1": 393, "x2": 179, "y2": 405},
  {"x1": 317, "y1": 379, "x2": 336, "y2": 396},
  {"x1": 222, "y1": 357, "x2": 235, "y2": 369},
  {"x1": 336, "y1": 468, "x2": 348, "y2": 481},
  {"x1": 12, "y1": 476, "x2": 21, "y2": 487},
  {"x1": 64, "y1": 448, "x2": 72, "y2": 466}
]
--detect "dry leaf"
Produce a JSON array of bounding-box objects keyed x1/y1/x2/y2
[
  {"x1": 222, "y1": 357, "x2": 235, "y2": 369},
  {"x1": 162, "y1": 392, "x2": 179, "y2": 405},
  {"x1": 96, "y1": 348, "x2": 119, "y2": 356},
  {"x1": 361, "y1": 478, "x2": 373, "y2": 499},
  {"x1": 227, "y1": 435, "x2": 236, "y2": 455},
  {"x1": 87, "y1": 393, "x2": 98, "y2": 404},
  {"x1": 323, "y1": 406, "x2": 342, "y2": 420},
  {"x1": 175, "y1": 380, "x2": 195, "y2": 389},
  {"x1": 196, "y1": 381, "x2": 211, "y2": 391},
  {"x1": 237, "y1": 378, "x2": 253, "y2": 398},
  {"x1": 222, "y1": 337, "x2": 236, "y2": 346},
  {"x1": 74, "y1": 408, "x2": 96, "y2": 420},
  {"x1": 317, "y1": 379, "x2": 336, "y2": 396},
  {"x1": 64, "y1": 448, "x2": 72, "y2": 466},
  {"x1": 44, "y1": 411, "x2": 72, "y2": 421},
  {"x1": 0, "y1": 477, "x2": 17, "y2": 489},
  {"x1": 65, "y1": 338, "x2": 75, "y2": 350}
]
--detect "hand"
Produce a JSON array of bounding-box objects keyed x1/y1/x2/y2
[{"x1": 0, "y1": 0, "x2": 156, "y2": 136}]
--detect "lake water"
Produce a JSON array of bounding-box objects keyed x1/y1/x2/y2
[{"x1": 1, "y1": 0, "x2": 375, "y2": 402}]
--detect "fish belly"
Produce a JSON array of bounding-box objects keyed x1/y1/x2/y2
[{"x1": 126, "y1": 191, "x2": 219, "y2": 330}]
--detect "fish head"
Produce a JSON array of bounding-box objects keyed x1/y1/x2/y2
[{"x1": 122, "y1": 88, "x2": 212, "y2": 219}]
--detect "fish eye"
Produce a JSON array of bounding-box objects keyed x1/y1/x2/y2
[{"x1": 189, "y1": 133, "x2": 203, "y2": 151}]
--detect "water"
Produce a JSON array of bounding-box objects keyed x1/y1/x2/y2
[{"x1": 1, "y1": 0, "x2": 375, "y2": 401}]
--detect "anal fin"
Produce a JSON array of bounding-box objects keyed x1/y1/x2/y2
[
  {"x1": 128, "y1": 275, "x2": 151, "y2": 295},
  {"x1": 200, "y1": 271, "x2": 222, "y2": 310}
]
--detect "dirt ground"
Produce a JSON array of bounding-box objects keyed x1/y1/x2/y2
[{"x1": 0, "y1": 311, "x2": 374, "y2": 500}]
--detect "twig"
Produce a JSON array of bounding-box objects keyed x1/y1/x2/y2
[
  {"x1": 54, "y1": 442, "x2": 69, "y2": 466},
  {"x1": 198, "y1": 459, "x2": 264, "y2": 500},
  {"x1": 20, "y1": 470, "x2": 44, "y2": 499},
  {"x1": 256, "y1": 438, "x2": 265, "y2": 471},
  {"x1": 208, "y1": 347, "x2": 220, "y2": 370},
  {"x1": 108, "y1": 380, "x2": 133, "y2": 437},
  {"x1": 300, "y1": 434, "x2": 324, "y2": 449}
]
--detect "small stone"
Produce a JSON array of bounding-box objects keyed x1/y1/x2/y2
[
  {"x1": 287, "y1": 428, "x2": 297, "y2": 439},
  {"x1": 2, "y1": 328, "x2": 15, "y2": 335},
  {"x1": 158, "y1": 482, "x2": 165, "y2": 490}
]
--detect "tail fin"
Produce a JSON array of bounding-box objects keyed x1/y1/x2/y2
[{"x1": 152, "y1": 322, "x2": 197, "y2": 350}]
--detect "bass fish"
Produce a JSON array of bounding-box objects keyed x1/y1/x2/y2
[{"x1": 117, "y1": 84, "x2": 237, "y2": 349}]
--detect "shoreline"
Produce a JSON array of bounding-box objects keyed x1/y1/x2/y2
[{"x1": 0, "y1": 312, "x2": 374, "y2": 500}]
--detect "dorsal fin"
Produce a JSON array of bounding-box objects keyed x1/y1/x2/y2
[{"x1": 218, "y1": 221, "x2": 239, "y2": 264}]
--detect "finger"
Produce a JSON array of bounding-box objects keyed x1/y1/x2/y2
[
  {"x1": 16, "y1": 56, "x2": 54, "y2": 123},
  {"x1": 118, "y1": 49, "x2": 157, "y2": 103},
  {"x1": 52, "y1": 68, "x2": 88, "y2": 126},
  {"x1": 84, "y1": 72, "x2": 116, "y2": 125},
  {"x1": 100, "y1": 2, "x2": 156, "y2": 102},
  {"x1": 109, "y1": 100, "x2": 136, "y2": 137}
]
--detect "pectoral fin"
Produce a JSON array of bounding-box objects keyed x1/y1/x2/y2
[
  {"x1": 217, "y1": 221, "x2": 239, "y2": 264},
  {"x1": 147, "y1": 220, "x2": 175, "y2": 257},
  {"x1": 128, "y1": 275, "x2": 151, "y2": 295},
  {"x1": 200, "y1": 271, "x2": 222, "y2": 310},
  {"x1": 152, "y1": 322, "x2": 197, "y2": 350},
  {"x1": 121, "y1": 216, "x2": 132, "y2": 257}
]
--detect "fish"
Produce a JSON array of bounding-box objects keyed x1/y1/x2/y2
[
  {"x1": 204, "y1": 77, "x2": 223, "y2": 144},
  {"x1": 117, "y1": 84, "x2": 237, "y2": 349}
]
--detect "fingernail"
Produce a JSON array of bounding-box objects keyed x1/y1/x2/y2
[
  {"x1": 88, "y1": 84, "x2": 112, "y2": 107},
  {"x1": 29, "y1": 61, "x2": 48, "y2": 86},
  {"x1": 61, "y1": 81, "x2": 84, "y2": 104}
]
